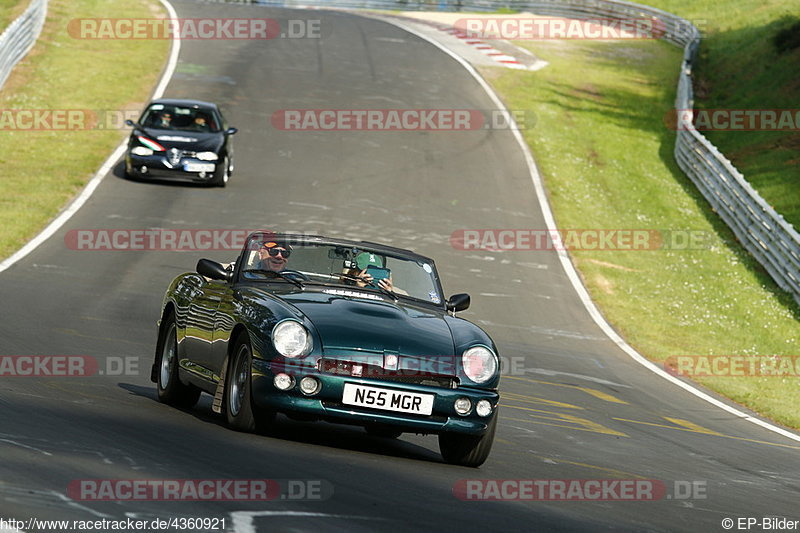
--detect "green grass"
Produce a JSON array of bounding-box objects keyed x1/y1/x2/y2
[
  {"x1": 0, "y1": 0, "x2": 168, "y2": 259},
  {"x1": 504, "y1": 0, "x2": 800, "y2": 228},
  {"x1": 483, "y1": 34, "x2": 800, "y2": 429},
  {"x1": 644, "y1": 0, "x2": 800, "y2": 229},
  {"x1": 0, "y1": 0, "x2": 28, "y2": 31}
]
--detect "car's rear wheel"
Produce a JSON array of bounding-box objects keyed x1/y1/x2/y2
[
  {"x1": 365, "y1": 425, "x2": 403, "y2": 439},
  {"x1": 225, "y1": 334, "x2": 274, "y2": 433},
  {"x1": 209, "y1": 155, "x2": 229, "y2": 187},
  {"x1": 155, "y1": 314, "x2": 201, "y2": 408},
  {"x1": 438, "y1": 410, "x2": 498, "y2": 467}
]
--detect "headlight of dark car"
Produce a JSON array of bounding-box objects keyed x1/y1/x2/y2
[
  {"x1": 462, "y1": 345, "x2": 498, "y2": 384},
  {"x1": 130, "y1": 146, "x2": 154, "y2": 156},
  {"x1": 272, "y1": 320, "x2": 313, "y2": 358},
  {"x1": 195, "y1": 151, "x2": 219, "y2": 161}
]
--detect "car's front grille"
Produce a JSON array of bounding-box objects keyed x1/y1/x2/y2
[
  {"x1": 378, "y1": 374, "x2": 457, "y2": 389},
  {"x1": 318, "y1": 358, "x2": 458, "y2": 389}
]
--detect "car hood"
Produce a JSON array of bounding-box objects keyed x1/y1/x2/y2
[
  {"x1": 135, "y1": 128, "x2": 224, "y2": 152},
  {"x1": 251, "y1": 287, "x2": 457, "y2": 365}
]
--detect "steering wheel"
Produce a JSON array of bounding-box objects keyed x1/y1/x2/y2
[{"x1": 281, "y1": 269, "x2": 310, "y2": 281}]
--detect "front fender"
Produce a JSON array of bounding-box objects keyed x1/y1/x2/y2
[{"x1": 444, "y1": 315, "x2": 500, "y2": 390}]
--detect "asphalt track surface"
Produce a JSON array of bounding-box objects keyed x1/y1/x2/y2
[{"x1": 1, "y1": 2, "x2": 798, "y2": 532}]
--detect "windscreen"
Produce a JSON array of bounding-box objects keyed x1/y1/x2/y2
[
  {"x1": 139, "y1": 103, "x2": 220, "y2": 133},
  {"x1": 240, "y1": 236, "x2": 444, "y2": 306}
]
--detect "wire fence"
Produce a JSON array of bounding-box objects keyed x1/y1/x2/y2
[{"x1": 0, "y1": 0, "x2": 47, "y2": 91}]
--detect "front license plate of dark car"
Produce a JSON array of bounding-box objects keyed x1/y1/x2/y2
[
  {"x1": 342, "y1": 383, "x2": 434, "y2": 415},
  {"x1": 184, "y1": 163, "x2": 215, "y2": 172}
]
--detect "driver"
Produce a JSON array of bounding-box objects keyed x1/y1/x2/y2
[
  {"x1": 152, "y1": 111, "x2": 172, "y2": 128},
  {"x1": 190, "y1": 114, "x2": 210, "y2": 131},
  {"x1": 256, "y1": 240, "x2": 292, "y2": 272}
]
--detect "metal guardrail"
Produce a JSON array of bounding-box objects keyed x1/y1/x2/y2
[
  {"x1": 256, "y1": 0, "x2": 800, "y2": 307},
  {"x1": 0, "y1": 0, "x2": 48, "y2": 91}
]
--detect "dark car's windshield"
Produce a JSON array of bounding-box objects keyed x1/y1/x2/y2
[
  {"x1": 139, "y1": 103, "x2": 220, "y2": 133},
  {"x1": 240, "y1": 235, "x2": 444, "y2": 306}
]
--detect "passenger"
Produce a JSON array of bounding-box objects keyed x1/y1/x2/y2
[{"x1": 344, "y1": 252, "x2": 398, "y2": 293}]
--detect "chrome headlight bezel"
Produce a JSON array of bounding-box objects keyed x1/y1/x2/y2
[
  {"x1": 272, "y1": 320, "x2": 312, "y2": 358},
  {"x1": 195, "y1": 151, "x2": 219, "y2": 161},
  {"x1": 462, "y1": 345, "x2": 499, "y2": 384}
]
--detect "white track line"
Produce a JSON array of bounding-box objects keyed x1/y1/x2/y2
[
  {"x1": 381, "y1": 17, "x2": 800, "y2": 444},
  {"x1": 0, "y1": 0, "x2": 180, "y2": 275}
]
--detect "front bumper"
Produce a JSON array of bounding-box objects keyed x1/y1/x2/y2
[
  {"x1": 250, "y1": 358, "x2": 499, "y2": 435},
  {"x1": 126, "y1": 153, "x2": 217, "y2": 183}
]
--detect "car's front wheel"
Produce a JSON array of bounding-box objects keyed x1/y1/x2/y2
[
  {"x1": 225, "y1": 334, "x2": 274, "y2": 433},
  {"x1": 123, "y1": 159, "x2": 139, "y2": 182},
  {"x1": 155, "y1": 313, "x2": 201, "y2": 408},
  {"x1": 438, "y1": 409, "x2": 498, "y2": 467},
  {"x1": 209, "y1": 154, "x2": 230, "y2": 187}
]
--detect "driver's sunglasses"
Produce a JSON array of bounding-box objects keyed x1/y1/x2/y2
[{"x1": 263, "y1": 247, "x2": 290, "y2": 258}]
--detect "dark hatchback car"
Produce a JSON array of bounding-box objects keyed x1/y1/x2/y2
[
  {"x1": 152, "y1": 233, "x2": 501, "y2": 467},
  {"x1": 125, "y1": 98, "x2": 237, "y2": 187}
]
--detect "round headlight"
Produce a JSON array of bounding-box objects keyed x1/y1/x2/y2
[
  {"x1": 272, "y1": 320, "x2": 312, "y2": 358},
  {"x1": 299, "y1": 376, "x2": 321, "y2": 395},
  {"x1": 454, "y1": 397, "x2": 472, "y2": 416},
  {"x1": 462, "y1": 346, "x2": 498, "y2": 384},
  {"x1": 476, "y1": 399, "x2": 493, "y2": 417},
  {"x1": 274, "y1": 373, "x2": 294, "y2": 391},
  {"x1": 131, "y1": 146, "x2": 154, "y2": 156},
  {"x1": 195, "y1": 151, "x2": 219, "y2": 161}
]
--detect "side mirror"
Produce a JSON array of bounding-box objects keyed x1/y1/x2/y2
[
  {"x1": 125, "y1": 119, "x2": 136, "y2": 127},
  {"x1": 446, "y1": 293, "x2": 470, "y2": 313},
  {"x1": 197, "y1": 259, "x2": 232, "y2": 282},
  {"x1": 226, "y1": 127, "x2": 238, "y2": 135}
]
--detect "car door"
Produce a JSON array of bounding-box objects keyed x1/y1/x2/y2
[
  {"x1": 209, "y1": 284, "x2": 238, "y2": 379},
  {"x1": 184, "y1": 278, "x2": 227, "y2": 381}
]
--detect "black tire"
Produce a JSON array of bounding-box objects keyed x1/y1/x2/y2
[
  {"x1": 155, "y1": 314, "x2": 201, "y2": 408},
  {"x1": 225, "y1": 334, "x2": 274, "y2": 433},
  {"x1": 438, "y1": 409, "x2": 498, "y2": 467},
  {"x1": 123, "y1": 160, "x2": 140, "y2": 182},
  {"x1": 209, "y1": 154, "x2": 230, "y2": 187},
  {"x1": 365, "y1": 425, "x2": 403, "y2": 439}
]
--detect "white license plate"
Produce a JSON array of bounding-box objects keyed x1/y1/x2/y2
[
  {"x1": 184, "y1": 163, "x2": 215, "y2": 172},
  {"x1": 342, "y1": 383, "x2": 434, "y2": 415}
]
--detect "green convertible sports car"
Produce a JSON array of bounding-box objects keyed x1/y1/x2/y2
[{"x1": 152, "y1": 232, "x2": 500, "y2": 467}]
